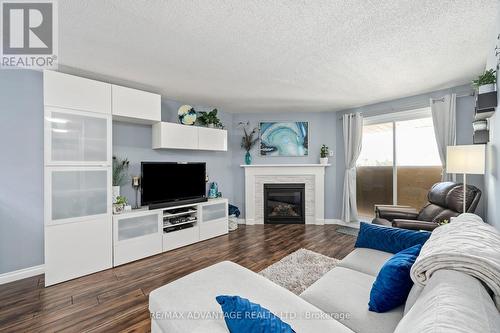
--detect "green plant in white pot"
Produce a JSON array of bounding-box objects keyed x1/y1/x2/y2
[
  {"x1": 472, "y1": 69, "x2": 496, "y2": 94},
  {"x1": 198, "y1": 108, "x2": 222, "y2": 128},
  {"x1": 112, "y1": 156, "x2": 129, "y2": 203},
  {"x1": 320, "y1": 144, "x2": 329, "y2": 165}
]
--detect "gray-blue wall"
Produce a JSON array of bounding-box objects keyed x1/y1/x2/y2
[{"x1": 0, "y1": 70, "x2": 44, "y2": 274}]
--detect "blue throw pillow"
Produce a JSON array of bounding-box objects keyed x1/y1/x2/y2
[
  {"x1": 216, "y1": 295, "x2": 295, "y2": 333},
  {"x1": 355, "y1": 222, "x2": 430, "y2": 254},
  {"x1": 369, "y1": 244, "x2": 422, "y2": 312}
]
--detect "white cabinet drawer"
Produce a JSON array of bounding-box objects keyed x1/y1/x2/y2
[
  {"x1": 113, "y1": 233, "x2": 162, "y2": 266},
  {"x1": 44, "y1": 216, "x2": 112, "y2": 286},
  {"x1": 112, "y1": 85, "x2": 161, "y2": 124},
  {"x1": 43, "y1": 70, "x2": 111, "y2": 114},
  {"x1": 112, "y1": 211, "x2": 162, "y2": 265},
  {"x1": 153, "y1": 122, "x2": 198, "y2": 150},
  {"x1": 198, "y1": 127, "x2": 227, "y2": 151},
  {"x1": 163, "y1": 226, "x2": 199, "y2": 251},
  {"x1": 200, "y1": 218, "x2": 228, "y2": 241}
]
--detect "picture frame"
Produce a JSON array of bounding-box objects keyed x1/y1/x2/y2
[{"x1": 259, "y1": 121, "x2": 309, "y2": 156}]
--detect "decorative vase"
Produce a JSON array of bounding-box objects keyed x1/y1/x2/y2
[
  {"x1": 208, "y1": 123, "x2": 215, "y2": 128},
  {"x1": 478, "y1": 83, "x2": 496, "y2": 94},
  {"x1": 245, "y1": 151, "x2": 252, "y2": 165},
  {"x1": 112, "y1": 186, "x2": 120, "y2": 203},
  {"x1": 208, "y1": 182, "x2": 219, "y2": 198},
  {"x1": 320, "y1": 157, "x2": 329, "y2": 165}
]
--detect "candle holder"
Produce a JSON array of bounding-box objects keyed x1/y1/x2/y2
[{"x1": 132, "y1": 176, "x2": 141, "y2": 209}]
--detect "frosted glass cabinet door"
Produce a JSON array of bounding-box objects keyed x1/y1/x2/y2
[
  {"x1": 201, "y1": 202, "x2": 227, "y2": 222},
  {"x1": 116, "y1": 213, "x2": 160, "y2": 242},
  {"x1": 47, "y1": 167, "x2": 110, "y2": 224},
  {"x1": 45, "y1": 107, "x2": 111, "y2": 165}
]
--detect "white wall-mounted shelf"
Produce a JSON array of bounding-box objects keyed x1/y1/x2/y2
[
  {"x1": 152, "y1": 122, "x2": 227, "y2": 151},
  {"x1": 111, "y1": 85, "x2": 161, "y2": 124}
]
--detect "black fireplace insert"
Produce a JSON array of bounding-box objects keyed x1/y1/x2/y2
[{"x1": 264, "y1": 183, "x2": 305, "y2": 224}]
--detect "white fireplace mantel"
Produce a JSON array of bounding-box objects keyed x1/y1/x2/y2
[{"x1": 242, "y1": 164, "x2": 330, "y2": 225}]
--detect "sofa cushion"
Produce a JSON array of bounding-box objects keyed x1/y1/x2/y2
[
  {"x1": 301, "y1": 267, "x2": 404, "y2": 333},
  {"x1": 403, "y1": 284, "x2": 423, "y2": 315},
  {"x1": 369, "y1": 244, "x2": 422, "y2": 313},
  {"x1": 355, "y1": 222, "x2": 431, "y2": 254},
  {"x1": 338, "y1": 248, "x2": 393, "y2": 276},
  {"x1": 395, "y1": 269, "x2": 500, "y2": 333},
  {"x1": 149, "y1": 261, "x2": 354, "y2": 333}
]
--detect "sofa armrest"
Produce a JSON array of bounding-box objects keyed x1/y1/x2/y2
[
  {"x1": 392, "y1": 219, "x2": 439, "y2": 231},
  {"x1": 374, "y1": 205, "x2": 419, "y2": 221}
]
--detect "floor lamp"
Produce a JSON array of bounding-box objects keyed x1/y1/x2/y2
[{"x1": 446, "y1": 145, "x2": 486, "y2": 213}]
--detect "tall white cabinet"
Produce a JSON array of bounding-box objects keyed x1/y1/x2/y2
[{"x1": 43, "y1": 71, "x2": 113, "y2": 286}]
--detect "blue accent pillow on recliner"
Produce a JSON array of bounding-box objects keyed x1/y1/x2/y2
[
  {"x1": 216, "y1": 295, "x2": 295, "y2": 333},
  {"x1": 369, "y1": 244, "x2": 422, "y2": 313},
  {"x1": 355, "y1": 222, "x2": 431, "y2": 254}
]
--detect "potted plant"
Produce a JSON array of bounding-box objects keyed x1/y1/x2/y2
[
  {"x1": 113, "y1": 195, "x2": 128, "y2": 214},
  {"x1": 198, "y1": 108, "x2": 222, "y2": 128},
  {"x1": 240, "y1": 124, "x2": 259, "y2": 165},
  {"x1": 112, "y1": 156, "x2": 129, "y2": 203},
  {"x1": 320, "y1": 144, "x2": 329, "y2": 165},
  {"x1": 472, "y1": 69, "x2": 496, "y2": 94}
]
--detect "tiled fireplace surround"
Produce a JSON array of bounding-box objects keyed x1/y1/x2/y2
[{"x1": 242, "y1": 164, "x2": 328, "y2": 225}]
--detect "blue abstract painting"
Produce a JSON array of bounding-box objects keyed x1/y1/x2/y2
[{"x1": 260, "y1": 122, "x2": 309, "y2": 156}]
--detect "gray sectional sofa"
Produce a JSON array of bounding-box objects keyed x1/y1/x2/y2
[{"x1": 149, "y1": 245, "x2": 499, "y2": 332}]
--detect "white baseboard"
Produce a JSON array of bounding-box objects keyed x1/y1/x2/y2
[
  {"x1": 325, "y1": 219, "x2": 361, "y2": 229},
  {"x1": 237, "y1": 218, "x2": 246, "y2": 224},
  {"x1": 0, "y1": 265, "x2": 44, "y2": 285}
]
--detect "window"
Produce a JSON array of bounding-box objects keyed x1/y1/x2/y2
[{"x1": 356, "y1": 108, "x2": 442, "y2": 219}]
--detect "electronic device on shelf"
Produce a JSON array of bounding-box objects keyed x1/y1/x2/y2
[
  {"x1": 164, "y1": 222, "x2": 195, "y2": 233},
  {"x1": 167, "y1": 216, "x2": 197, "y2": 225},
  {"x1": 141, "y1": 162, "x2": 208, "y2": 209}
]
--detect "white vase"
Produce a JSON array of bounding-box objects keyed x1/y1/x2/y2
[
  {"x1": 112, "y1": 186, "x2": 120, "y2": 203},
  {"x1": 478, "y1": 83, "x2": 496, "y2": 94},
  {"x1": 320, "y1": 157, "x2": 329, "y2": 165}
]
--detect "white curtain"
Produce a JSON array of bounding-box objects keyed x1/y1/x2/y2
[
  {"x1": 430, "y1": 94, "x2": 456, "y2": 181},
  {"x1": 341, "y1": 113, "x2": 363, "y2": 223}
]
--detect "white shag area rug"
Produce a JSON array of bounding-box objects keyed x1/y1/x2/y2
[{"x1": 259, "y1": 248, "x2": 339, "y2": 295}]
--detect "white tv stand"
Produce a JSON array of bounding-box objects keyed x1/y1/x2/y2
[{"x1": 113, "y1": 198, "x2": 228, "y2": 266}]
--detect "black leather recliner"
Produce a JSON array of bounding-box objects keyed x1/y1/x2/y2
[{"x1": 372, "y1": 182, "x2": 481, "y2": 231}]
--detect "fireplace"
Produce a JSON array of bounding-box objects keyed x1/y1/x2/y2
[{"x1": 264, "y1": 183, "x2": 305, "y2": 224}]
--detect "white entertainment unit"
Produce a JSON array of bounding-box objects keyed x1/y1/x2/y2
[
  {"x1": 113, "y1": 199, "x2": 228, "y2": 266},
  {"x1": 43, "y1": 70, "x2": 229, "y2": 286}
]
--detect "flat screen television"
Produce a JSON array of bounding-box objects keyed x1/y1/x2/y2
[{"x1": 141, "y1": 162, "x2": 207, "y2": 209}]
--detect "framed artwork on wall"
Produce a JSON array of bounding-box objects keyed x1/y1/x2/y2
[{"x1": 259, "y1": 121, "x2": 309, "y2": 156}]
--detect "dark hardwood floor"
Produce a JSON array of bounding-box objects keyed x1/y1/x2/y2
[{"x1": 0, "y1": 224, "x2": 355, "y2": 333}]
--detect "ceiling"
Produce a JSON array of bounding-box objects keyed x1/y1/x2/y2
[{"x1": 58, "y1": 0, "x2": 497, "y2": 113}]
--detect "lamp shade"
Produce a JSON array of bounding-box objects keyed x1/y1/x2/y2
[{"x1": 446, "y1": 145, "x2": 485, "y2": 174}]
